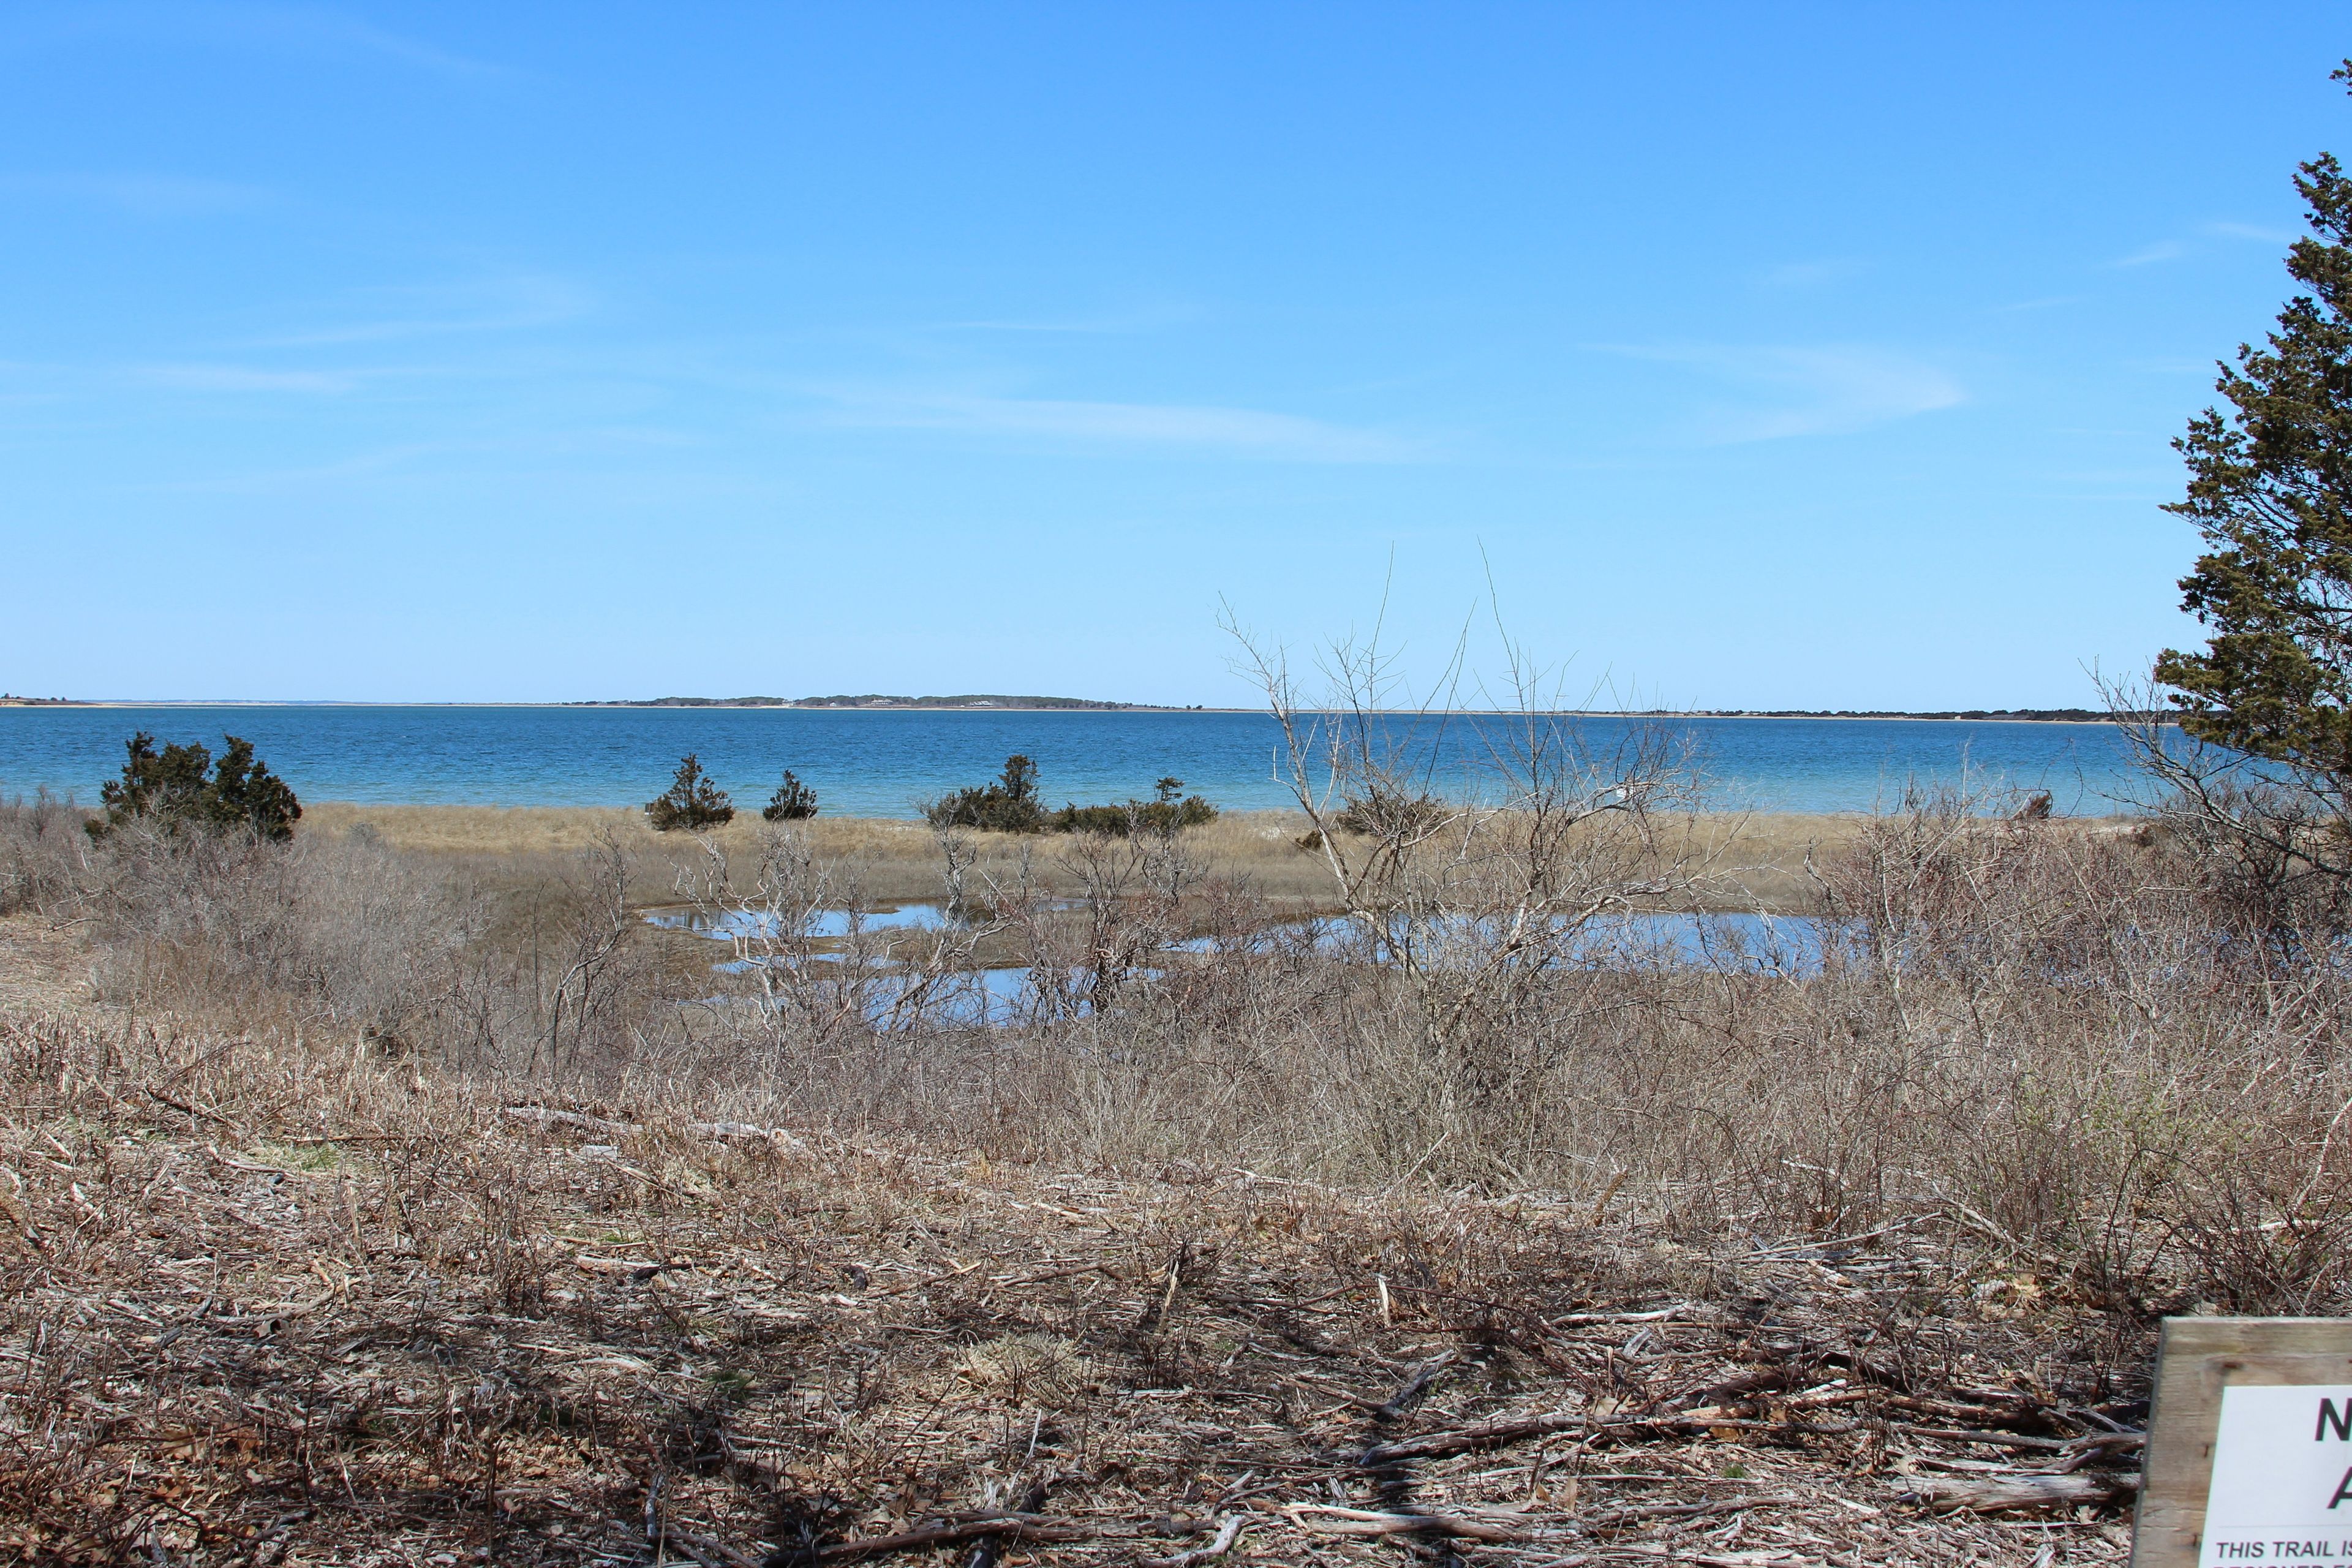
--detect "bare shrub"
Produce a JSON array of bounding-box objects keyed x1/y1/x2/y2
[
  {"x1": 24, "y1": 691, "x2": 2352, "y2": 1321},
  {"x1": 74, "y1": 818, "x2": 664, "y2": 1086},
  {"x1": 0, "y1": 790, "x2": 86, "y2": 914}
]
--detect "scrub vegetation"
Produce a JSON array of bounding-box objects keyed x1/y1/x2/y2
[{"x1": 0, "y1": 682, "x2": 2334, "y2": 1564}]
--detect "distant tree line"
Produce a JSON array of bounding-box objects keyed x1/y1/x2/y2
[{"x1": 576, "y1": 693, "x2": 1186, "y2": 710}]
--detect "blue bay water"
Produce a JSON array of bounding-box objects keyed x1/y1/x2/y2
[{"x1": 0, "y1": 706, "x2": 2145, "y2": 817}]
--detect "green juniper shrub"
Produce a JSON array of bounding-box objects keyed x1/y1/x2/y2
[
  {"x1": 89, "y1": 732, "x2": 301, "y2": 842},
  {"x1": 924, "y1": 754, "x2": 1044, "y2": 833},
  {"x1": 645, "y1": 753, "x2": 734, "y2": 831},
  {"x1": 763, "y1": 770, "x2": 819, "y2": 822},
  {"x1": 1047, "y1": 775, "x2": 1219, "y2": 835}
]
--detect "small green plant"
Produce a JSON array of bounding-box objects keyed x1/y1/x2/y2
[
  {"x1": 1048, "y1": 776, "x2": 1218, "y2": 835},
  {"x1": 763, "y1": 770, "x2": 819, "y2": 821},
  {"x1": 89, "y1": 732, "x2": 301, "y2": 842},
  {"x1": 925, "y1": 754, "x2": 1044, "y2": 833},
  {"x1": 645, "y1": 753, "x2": 734, "y2": 831}
]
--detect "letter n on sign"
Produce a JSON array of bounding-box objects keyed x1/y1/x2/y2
[{"x1": 2134, "y1": 1317, "x2": 2352, "y2": 1568}]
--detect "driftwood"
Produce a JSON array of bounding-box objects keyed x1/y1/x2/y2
[
  {"x1": 1585, "y1": 1493, "x2": 1803, "y2": 1528},
  {"x1": 1284, "y1": 1504, "x2": 1538, "y2": 1544},
  {"x1": 1359, "y1": 1409, "x2": 1582, "y2": 1464},
  {"x1": 1137, "y1": 1513, "x2": 1249, "y2": 1567},
  {"x1": 1902, "y1": 1471, "x2": 2138, "y2": 1512}
]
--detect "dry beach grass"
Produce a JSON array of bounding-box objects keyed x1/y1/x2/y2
[{"x1": 295, "y1": 803, "x2": 1918, "y2": 915}]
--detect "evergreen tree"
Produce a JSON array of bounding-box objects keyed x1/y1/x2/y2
[
  {"x1": 2157, "y1": 61, "x2": 2352, "y2": 792},
  {"x1": 90, "y1": 733, "x2": 302, "y2": 842},
  {"x1": 763, "y1": 769, "x2": 819, "y2": 821},
  {"x1": 924, "y1": 754, "x2": 1044, "y2": 832},
  {"x1": 645, "y1": 753, "x2": 734, "y2": 831}
]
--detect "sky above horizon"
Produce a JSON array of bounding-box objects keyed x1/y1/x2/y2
[{"x1": 1, "y1": 3, "x2": 2346, "y2": 707}]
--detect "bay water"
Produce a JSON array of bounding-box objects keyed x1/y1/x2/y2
[{"x1": 0, "y1": 705, "x2": 2144, "y2": 817}]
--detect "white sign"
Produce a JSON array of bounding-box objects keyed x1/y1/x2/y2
[{"x1": 2199, "y1": 1384, "x2": 2352, "y2": 1566}]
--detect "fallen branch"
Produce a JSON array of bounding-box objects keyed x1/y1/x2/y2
[
  {"x1": 503, "y1": 1106, "x2": 639, "y2": 1136},
  {"x1": 1901, "y1": 1471, "x2": 2137, "y2": 1513},
  {"x1": 1283, "y1": 1504, "x2": 1536, "y2": 1544},
  {"x1": 1359, "y1": 1409, "x2": 1582, "y2": 1464},
  {"x1": 1546, "y1": 1305, "x2": 1697, "y2": 1327},
  {"x1": 575, "y1": 1254, "x2": 680, "y2": 1280},
  {"x1": 1139, "y1": 1513, "x2": 1248, "y2": 1567},
  {"x1": 1585, "y1": 1491, "x2": 1801, "y2": 1529},
  {"x1": 143, "y1": 1086, "x2": 238, "y2": 1129},
  {"x1": 1888, "y1": 1422, "x2": 2072, "y2": 1452},
  {"x1": 658, "y1": 1525, "x2": 764, "y2": 1568},
  {"x1": 813, "y1": 1516, "x2": 1096, "y2": 1560}
]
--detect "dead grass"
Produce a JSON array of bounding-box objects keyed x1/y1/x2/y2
[
  {"x1": 294, "y1": 803, "x2": 1967, "y2": 915},
  {"x1": 5, "y1": 785, "x2": 2326, "y2": 1564},
  {"x1": 0, "y1": 943, "x2": 2146, "y2": 1567}
]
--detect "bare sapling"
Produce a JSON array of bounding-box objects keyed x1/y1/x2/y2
[{"x1": 1223, "y1": 601, "x2": 1709, "y2": 1181}]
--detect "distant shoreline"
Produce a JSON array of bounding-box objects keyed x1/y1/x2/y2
[{"x1": 2, "y1": 699, "x2": 2133, "y2": 723}]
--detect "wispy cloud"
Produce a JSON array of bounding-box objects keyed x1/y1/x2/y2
[
  {"x1": 3, "y1": 3, "x2": 501, "y2": 78},
  {"x1": 938, "y1": 303, "x2": 1198, "y2": 335},
  {"x1": 1760, "y1": 258, "x2": 1868, "y2": 289},
  {"x1": 2204, "y1": 219, "x2": 2298, "y2": 246},
  {"x1": 2110, "y1": 239, "x2": 2186, "y2": 268},
  {"x1": 0, "y1": 171, "x2": 268, "y2": 216},
  {"x1": 134, "y1": 363, "x2": 353, "y2": 393},
  {"x1": 258, "y1": 273, "x2": 597, "y2": 345},
  {"x1": 235, "y1": 4, "x2": 499, "y2": 77},
  {"x1": 819, "y1": 389, "x2": 1422, "y2": 462},
  {"x1": 1601, "y1": 344, "x2": 1965, "y2": 443}
]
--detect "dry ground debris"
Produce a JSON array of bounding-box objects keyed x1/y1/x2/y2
[{"x1": 0, "y1": 916, "x2": 2147, "y2": 1566}]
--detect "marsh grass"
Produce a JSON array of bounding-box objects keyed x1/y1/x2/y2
[{"x1": 295, "y1": 801, "x2": 1901, "y2": 914}]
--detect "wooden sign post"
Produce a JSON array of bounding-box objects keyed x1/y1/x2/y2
[{"x1": 2134, "y1": 1317, "x2": 2352, "y2": 1567}]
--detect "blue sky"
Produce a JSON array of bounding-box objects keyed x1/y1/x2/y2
[{"x1": 0, "y1": 3, "x2": 2344, "y2": 707}]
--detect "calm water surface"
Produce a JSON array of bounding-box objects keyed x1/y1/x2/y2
[{"x1": 0, "y1": 705, "x2": 2143, "y2": 816}]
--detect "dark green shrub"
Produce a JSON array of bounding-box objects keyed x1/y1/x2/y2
[
  {"x1": 925, "y1": 755, "x2": 1044, "y2": 833},
  {"x1": 646, "y1": 753, "x2": 734, "y2": 831},
  {"x1": 89, "y1": 732, "x2": 301, "y2": 842},
  {"x1": 764, "y1": 770, "x2": 819, "y2": 821},
  {"x1": 1047, "y1": 775, "x2": 1218, "y2": 835}
]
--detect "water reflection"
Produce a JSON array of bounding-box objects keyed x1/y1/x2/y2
[
  {"x1": 644, "y1": 903, "x2": 957, "y2": 940},
  {"x1": 650, "y1": 900, "x2": 1830, "y2": 1031},
  {"x1": 1169, "y1": 910, "x2": 1825, "y2": 976}
]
